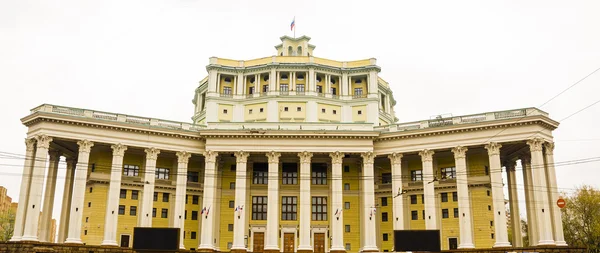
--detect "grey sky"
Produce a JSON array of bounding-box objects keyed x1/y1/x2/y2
[{"x1": 1, "y1": 0, "x2": 599, "y2": 233}]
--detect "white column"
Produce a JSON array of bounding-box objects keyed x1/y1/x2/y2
[
  {"x1": 521, "y1": 155, "x2": 538, "y2": 246},
  {"x1": 527, "y1": 138, "x2": 555, "y2": 245},
  {"x1": 452, "y1": 146, "x2": 475, "y2": 248},
  {"x1": 40, "y1": 151, "x2": 60, "y2": 242},
  {"x1": 291, "y1": 72, "x2": 295, "y2": 90},
  {"x1": 330, "y1": 152, "x2": 344, "y2": 252},
  {"x1": 543, "y1": 142, "x2": 567, "y2": 246},
  {"x1": 101, "y1": 144, "x2": 127, "y2": 246},
  {"x1": 65, "y1": 140, "x2": 94, "y2": 244},
  {"x1": 57, "y1": 157, "x2": 76, "y2": 243},
  {"x1": 484, "y1": 142, "x2": 511, "y2": 247},
  {"x1": 276, "y1": 72, "x2": 280, "y2": 91},
  {"x1": 265, "y1": 151, "x2": 281, "y2": 252},
  {"x1": 388, "y1": 153, "x2": 405, "y2": 231},
  {"x1": 232, "y1": 151, "x2": 249, "y2": 252},
  {"x1": 308, "y1": 68, "x2": 315, "y2": 92},
  {"x1": 325, "y1": 74, "x2": 330, "y2": 94},
  {"x1": 419, "y1": 149, "x2": 437, "y2": 230},
  {"x1": 174, "y1": 151, "x2": 191, "y2": 249},
  {"x1": 360, "y1": 152, "x2": 378, "y2": 252},
  {"x1": 269, "y1": 68, "x2": 276, "y2": 94},
  {"x1": 199, "y1": 150, "x2": 218, "y2": 250},
  {"x1": 22, "y1": 135, "x2": 52, "y2": 241},
  {"x1": 506, "y1": 161, "x2": 523, "y2": 247},
  {"x1": 341, "y1": 73, "x2": 349, "y2": 97},
  {"x1": 10, "y1": 138, "x2": 36, "y2": 241},
  {"x1": 139, "y1": 148, "x2": 160, "y2": 227},
  {"x1": 297, "y1": 152, "x2": 313, "y2": 252}
]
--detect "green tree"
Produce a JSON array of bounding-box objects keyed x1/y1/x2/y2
[
  {"x1": 0, "y1": 208, "x2": 15, "y2": 241},
  {"x1": 521, "y1": 219, "x2": 529, "y2": 247},
  {"x1": 562, "y1": 185, "x2": 600, "y2": 253}
]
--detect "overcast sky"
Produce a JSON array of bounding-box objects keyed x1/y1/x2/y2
[{"x1": 1, "y1": 0, "x2": 599, "y2": 235}]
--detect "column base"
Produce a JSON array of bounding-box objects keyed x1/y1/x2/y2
[
  {"x1": 360, "y1": 246, "x2": 379, "y2": 253},
  {"x1": 64, "y1": 238, "x2": 83, "y2": 245},
  {"x1": 20, "y1": 235, "x2": 39, "y2": 242},
  {"x1": 555, "y1": 240, "x2": 568, "y2": 246},
  {"x1": 231, "y1": 249, "x2": 248, "y2": 253},
  {"x1": 458, "y1": 243, "x2": 475, "y2": 249},
  {"x1": 297, "y1": 249, "x2": 313, "y2": 253},
  {"x1": 330, "y1": 250, "x2": 346, "y2": 253},
  {"x1": 101, "y1": 240, "x2": 118, "y2": 246},
  {"x1": 8, "y1": 236, "x2": 22, "y2": 242},
  {"x1": 492, "y1": 242, "x2": 512, "y2": 248},
  {"x1": 264, "y1": 249, "x2": 281, "y2": 253},
  {"x1": 537, "y1": 240, "x2": 556, "y2": 246},
  {"x1": 197, "y1": 248, "x2": 216, "y2": 253}
]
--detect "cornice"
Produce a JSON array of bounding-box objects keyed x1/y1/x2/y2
[
  {"x1": 206, "y1": 62, "x2": 381, "y2": 75},
  {"x1": 200, "y1": 130, "x2": 379, "y2": 140}
]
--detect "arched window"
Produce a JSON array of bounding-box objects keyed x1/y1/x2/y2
[
  {"x1": 330, "y1": 78, "x2": 336, "y2": 84},
  {"x1": 263, "y1": 75, "x2": 269, "y2": 82},
  {"x1": 224, "y1": 77, "x2": 231, "y2": 83},
  {"x1": 250, "y1": 77, "x2": 256, "y2": 83},
  {"x1": 288, "y1": 46, "x2": 293, "y2": 56},
  {"x1": 297, "y1": 46, "x2": 303, "y2": 56},
  {"x1": 308, "y1": 53, "x2": 310, "y2": 57},
  {"x1": 297, "y1": 74, "x2": 304, "y2": 80},
  {"x1": 355, "y1": 79, "x2": 362, "y2": 84},
  {"x1": 316, "y1": 76, "x2": 322, "y2": 82},
  {"x1": 281, "y1": 74, "x2": 288, "y2": 80},
  {"x1": 280, "y1": 52, "x2": 283, "y2": 56}
]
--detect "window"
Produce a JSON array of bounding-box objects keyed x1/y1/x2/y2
[
  {"x1": 88, "y1": 202, "x2": 91, "y2": 207},
  {"x1": 316, "y1": 85, "x2": 322, "y2": 93},
  {"x1": 357, "y1": 110, "x2": 362, "y2": 115},
  {"x1": 344, "y1": 183, "x2": 350, "y2": 190},
  {"x1": 131, "y1": 190, "x2": 138, "y2": 200},
  {"x1": 485, "y1": 166, "x2": 489, "y2": 175},
  {"x1": 223, "y1": 86, "x2": 232, "y2": 95},
  {"x1": 91, "y1": 163, "x2": 95, "y2": 172},
  {"x1": 333, "y1": 110, "x2": 337, "y2": 114},
  {"x1": 249, "y1": 87, "x2": 255, "y2": 95},
  {"x1": 187, "y1": 171, "x2": 199, "y2": 182},
  {"x1": 281, "y1": 196, "x2": 297, "y2": 220},
  {"x1": 123, "y1": 165, "x2": 140, "y2": 177},
  {"x1": 280, "y1": 84, "x2": 289, "y2": 91},
  {"x1": 163, "y1": 193, "x2": 169, "y2": 202},
  {"x1": 411, "y1": 170, "x2": 423, "y2": 181},
  {"x1": 228, "y1": 224, "x2": 233, "y2": 231},
  {"x1": 153, "y1": 192, "x2": 158, "y2": 201},
  {"x1": 89, "y1": 187, "x2": 93, "y2": 193},
  {"x1": 487, "y1": 190, "x2": 491, "y2": 196},
  {"x1": 253, "y1": 163, "x2": 268, "y2": 184},
  {"x1": 223, "y1": 109, "x2": 228, "y2": 114},
  {"x1": 252, "y1": 196, "x2": 267, "y2": 220},
  {"x1": 454, "y1": 208, "x2": 459, "y2": 218},
  {"x1": 230, "y1": 164, "x2": 236, "y2": 171},
  {"x1": 453, "y1": 192, "x2": 458, "y2": 202},
  {"x1": 84, "y1": 230, "x2": 87, "y2": 235},
  {"x1": 442, "y1": 209, "x2": 449, "y2": 218},
  {"x1": 156, "y1": 168, "x2": 170, "y2": 180},
  {"x1": 224, "y1": 77, "x2": 231, "y2": 83},
  {"x1": 193, "y1": 195, "x2": 199, "y2": 205},
  {"x1": 161, "y1": 208, "x2": 168, "y2": 218},
  {"x1": 321, "y1": 108, "x2": 326, "y2": 113},
  {"x1": 191, "y1": 232, "x2": 197, "y2": 239},
  {"x1": 118, "y1": 205, "x2": 125, "y2": 215},
  {"x1": 410, "y1": 195, "x2": 417, "y2": 204},
  {"x1": 296, "y1": 84, "x2": 305, "y2": 92},
  {"x1": 249, "y1": 109, "x2": 253, "y2": 114},
  {"x1": 229, "y1": 200, "x2": 235, "y2": 208},
  {"x1": 345, "y1": 244, "x2": 351, "y2": 251},
  {"x1": 312, "y1": 197, "x2": 327, "y2": 221},
  {"x1": 488, "y1": 205, "x2": 492, "y2": 211},
  {"x1": 383, "y1": 233, "x2": 389, "y2": 241},
  {"x1": 382, "y1": 212, "x2": 388, "y2": 222},
  {"x1": 345, "y1": 225, "x2": 350, "y2": 232},
  {"x1": 152, "y1": 208, "x2": 156, "y2": 217},
  {"x1": 192, "y1": 211, "x2": 198, "y2": 220},
  {"x1": 227, "y1": 242, "x2": 233, "y2": 250},
  {"x1": 331, "y1": 87, "x2": 337, "y2": 95},
  {"x1": 441, "y1": 193, "x2": 448, "y2": 202},
  {"x1": 381, "y1": 173, "x2": 391, "y2": 184},
  {"x1": 297, "y1": 107, "x2": 302, "y2": 112},
  {"x1": 263, "y1": 85, "x2": 269, "y2": 93},
  {"x1": 345, "y1": 202, "x2": 350, "y2": 209},
  {"x1": 490, "y1": 220, "x2": 494, "y2": 226},
  {"x1": 120, "y1": 189, "x2": 127, "y2": 199},
  {"x1": 130, "y1": 206, "x2": 137, "y2": 216},
  {"x1": 281, "y1": 74, "x2": 288, "y2": 80},
  {"x1": 284, "y1": 107, "x2": 288, "y2": 112},
  {"x1": 259, "y1": 108, "x2": 264, "y2": 113},
  {"x1": 381, "y1": 197, "x2": 388, "y2": 206},
  {"x1": 230, "y1": 182, "x2": 235, "y2": 189},
  {"x1": 441, "y1": 167, "x2": 456, "y2": 179},
  {"x1": 312, "y1": 164, "x2": 327, "y2": 185},
  {"x1": 282, "y1": 163, "x2": 298, "y2": 185},
  {"x1": 354, "y1": 88, "x2": 363, "y2": 96},
  {"x1": 422, "y1": 210, "x2": 425, "y2": 220},
  {"x1": 411, "y1": 211, "x2": 418, "y2": 220},
  {"x1": 422, "y1": 194, "x2": 425, "y2": 204},
  {"x1": 344, "y1": 166, "x2": 349, "y2": 173},
  {"x1": 491, "y1": 233, "x2": 494, "y2": 239},
  {"x1": 185, "y1": 210, "x2": 187, "y2": 219},
  {"x1": 355, "y1": 79, "x2": 363, "y2": 84},
  {"x1": 86, "y1": 217, "x2": 89, "y2": 223}
]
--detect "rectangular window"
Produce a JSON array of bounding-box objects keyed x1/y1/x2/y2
[
  {"x1": 312, "y1": 197, "x2": 327, "y2": 221},
  {"x1": 118, "y1": 205, "x2": 125, "y2": 215},
  {"x1": 344, "y1": 202, "x2": 350, "y2": 209},
  {"x1": 89, "y1": 187, "x2": 93, "y2": 193},
  {"x1": 253, "y1": 163, "x2": 268, "y2": 185},
  {"x1": 193, "y1": 195, "x2": 199, "y2": 205},
  {"x1": 192, "y1": 211, "x2": 198, "y2": 220},
  {"x1": 490, "y1": 221, "x2": 494, "y2": 226},
  {"x1": 354, "y1": 88, "x2": 363, "y2": 96},
  {"x1": 344, "y1": 166, "x2": 350, "y2": 173},
  {"x1": 452, "y1": 192, "x2": 458, "y2": 202},
  {"x1": 442, "y1": 209, "x2": 449, "y2": 219},
  {"x1": 321, "y1": 108, "x2": 326, "y2": 113},
  {"x1": 284, "y1": 107, "x2": 289, "y2": 112},
  {"x1": 280, "y1": 84, "x2": 289, "y2": 91},
  {"x1": 333, "y1": 110, "x2": 337, "y2": 114},
  {"x1": 485, "y1": 166, "x2": 489, "y2": 175},
  {"x1": 345, "y1": 244, "x2": 351, "y2": 251},
  {"x1": 422, "y1": 210, "x2": 425, "y2": 220},
  {"x1": 311, "y1": 163, "x2": 327, "y2": 185},
  {"x1": 156, "y1": 168, "x2": 170, "y2": 180},
  {"x1": 249, "y1": 109, "x2": 253, "y2": 114},
  {"x1": 381, "y1": 197, "x2": 388, "y2": 206},
  {"x1": 454, "y1": 208, "x2": 459, "y2": 218},
  {"x1": 345, "y1": 225, "x2": 350, "y2": 232},
  {"x1": 191, "y1": 232, "x2": 197, "y2": 239},
  {"x1": 383, "y1": 233, "x2": 389, "y2": 241},
  {"x1": 131, "y1": 190, "x2": 139, "y2": 200},
  {"x1": 441, "y1": 193, "x2": 448, "y2": 202},
  {"x1": 227, "y1": 242, "x2": 233, "y2": 250},
  {"x1": 297, "y1": 107, "x2": 302, "y2": 112},
  {"x1": 231, "y1": 165, "x2": 237, "y2": 172},
  {"x1": 411, "y1": 210, "x2": 418, "y2": 220},
  {"x1": 282, "y1": 163, "x2": 298, "y2": 185},
  {"x1": 187, "y1": 171, "x2": 199, "y2": 182},
  {"x1": 296, "y1": 84, "x2": 305, "y2": 92},
  {"x1": 161, "y1": 208, "x2": 168, "y2": 218},
  {"x1": 252, "y1": 196, "x2": 268, "y2": 220},
  {"x1": 130, "y1": 206, "x2": 137, "y2": 216},
  {"x1": 263, "y1": 85, "x2": 269, "y2": 93},
  {"x1": 229, "y1": 200, "x2": 235, "y2": 208},
  {"x1": 344, "y1": 183, "x2": 350, "y2": 190},
  {"x1": 331, "y1": 87, "x2": 337, "y2": 95},
  {"x1": 230, "y1": 182, "x2": 235, "y2": 189},
  {"x1": 185, "y1": 210, "x2": 187, "y2": 219},
  {"x1": 223, "y1": 86, "x2": 232, "y2": 95},
  {"x1": 410, "y1": 195, "x2": 417, "y2": 204},
  {"x1": 259, "y1": 108, "x2": 264, "y2": 113},
  {"x1": 153, "y1": 192, "x2": 158, "y2": 201},
  {"x1": 123, "y1": 165, "x2": 140, "y2": 177},
  {"x1": 381, "y1": 173, "x2": 392, "y2": 184},
  {"x1": 163, "y1": 193, "x2": 169, "y2": 202},
  {"x1": 152, "y1": 208, "x2": 156, "y2": 217},
  {"x1": 411, "y1": 170, "x2": 423, "y2": 181},
  {"x1": 249, "y1": 86, "x2": 255, "y2": 95},
  {"x1": 316, "y1": 85, "x2": 322, "y2": 93},
  {"x1": 422, "y1": 194, "x2": 425, "y2": 204},
  {"x1": 441, "y1": 167, "x2": 456, "y2": 179},
  {"x1": 382, "y1": 212, "x2": 388, "y2": 222},
  {"x1": 120, "y1": 189, "x2": 127, "y2": 199},
  {"x1": 281, "y1": 196, "x2": 297, "y2": 221},
  {"x1": 228, "y1": 224, "x2": 234, "y2": 231}
]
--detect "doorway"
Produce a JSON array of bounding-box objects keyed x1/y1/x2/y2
[
  {"x1": 253, "y1": 232, "x2": 265, "y2": 253},
  {"x1": 448, "y1": 237, "x2": 458, "y2": 250},
  {"x1": 120, "y1": 234, "x2": 130, "y2": 247},
  {"x1": 283, "y1": 233, "x2": 295, "y2": 253},
  {"x1": 314, "y1": 233, "x2": 325, "y2": 253}
]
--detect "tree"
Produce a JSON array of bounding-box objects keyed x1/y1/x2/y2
[
  {"x1": 0, "y1": 208, "x2": 15, "y2": 241},
  {"x1": 562, "y1": 185, "x2": 600, "y2": 253},
  {"x1": 521, "y1": 219, "x2": 529, "y2": 247}
]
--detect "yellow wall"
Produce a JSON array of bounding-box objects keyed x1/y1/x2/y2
[
  {"x1": 317, "y1": 103, "x2": 341, "y2": 122},
  {"x1": 330, "y1": 77, "x2": 339, "y2": 95},
  {"x1": 342, "y1": 161, "x2": 361, "y2": 252},
  {"x1": 352, "y1": 105, "x2": 367, "y2": 122},
  {"x1": 245, "y1": 103, "x2": 268, "y2": 122},
  {"x1": 279, "y1": 102, "x2": 306, "y2": 122},
  {"x1": 218, "y1": 104, "x2": 234, "y2": 122},
  {"x1": 219, "y1": 76, "x2": 234, "y2": 94},
  {"x1": 351, "y1": 77, "x2": 367, "y2": 95},
  {"x1": 471, "y1": 187, "x2": 495, "y2": 248}
]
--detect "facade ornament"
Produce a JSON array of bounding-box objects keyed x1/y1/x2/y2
[
  {"x1": 111, "y1": 143, "x2": 128, "y2": 157},
  {"x1": 298, "y1": 151, "x2": 313, "y2": 164},
  {"x1": 544, "y1": 142, "x2": 555, "y2": 156},
  {"x1": 234, "y1": 151, "x2": 249, "y2": 163},
  {"x1": 266, "y1": 151, "x2": 281, "y2": 164},
  {"x1": 145, "y1": 148, "x2": 161, "y2": 161},
  {"x1": 35, "y1": 135, "x2": 53, "y2": 149},
  {"x1": 361, "y1": 151, "x2": 375, "y2": 165},
  {"x1": 388, "y1": 152, "x2": 403, "y2": 165},
  {"x1": 451, "y1": 146, "x2": 468, "y2": 159},
  {"x1": 504, "y1": 160, "x2": 517, "y2": 172},
  {"x1": 65, "y1": 157, "x2": 76, "y2": 168},
  {"x1": 419, "y1": 149, "x2": 435, "y2": 162},
  {"x1": 484, "y1": 142, "x2": 502, "y2": 156},
  {"x1": 203, "y1": 150, "x2": 218, "y2": 163},
  {"x1": 77, "y1": 140, "x2": 94, "y2": 153},
  {"x1": 526, "y1": 137, "x2": 544, "y2": 152},
  {"x1": 520, "y1": 153, "x2": 531, "y2": 165},
  {"x1": 49, "y1": 150, "x2": 61, "y2": 161},
  {"x1": 24, "y1": 138, "x2": 36, "y2": 152},
  {"x1": 329, "y1": 151, "x2": 344, "y2": 165},
  {"x1": 176, "y1": 151, "x2": 192, "y2": 164}
]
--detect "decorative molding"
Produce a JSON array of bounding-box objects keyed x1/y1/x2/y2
[
  {"x1": 520, "y1": 153, "x2": 531, "y2": 165},
  {"x1": 298, "y1": 151, "x2": 313, "y2": 164},
  {"x1": 484, "y1": 142, "x2": 502, "y2": 156},
  {"x1": 526, "y1": 137, "x2": 544, "y2": 152},
  {"x1": 504, "y1": 160, "x2": 517, "y2": 172},
  {"x1": 361, "y1": 151, "x2": 375, "y2": 165},
  {"x1": 48, "y1": 150, "x2": 61, "y2": 161},
  {"x1": 329, "y1": 151, "x2": 344, "y2": 165},
  {"x1": 203, "y1": 150, "x2": 218, "y2": 163},
  {"x1": 65, "y1": 157, "x2": 76, "y2": 168},
  {"x1": 144, "y1": 148, "x2": 161, "y2": 160},
  {"x1": 176, "y1": 151, "x2": 192, "y2": 164},
  {"x1": 419, "y1": 149, "x2": 435, "y2": 162},
  {"x1": 76, "y1": 140, "x2": 94, "y2": 153},
  {"x1": 388, "y1": 152, "x2": 403, "y2": 165},
  {"x1": 451, "y1": 146, "x2": 468, "y2": 159},
  {"x1": 266, "y1": 151, "x2": 281, "y2": 164},
  {"x1": 111, "y1": 143, "x2": 128, "y2": 157},
  {"x1": 24, "y1": 138, "x2": 36, "y2": 152},
  {"x1": 544, "y1": 142, "x2": 555, "y2": 156},
  {"x1": 234, "y1": 151, "x2": 249, "y2": 163},
  {"x1": 35, "y1": 135, "x2": 53, "y2": 149}
]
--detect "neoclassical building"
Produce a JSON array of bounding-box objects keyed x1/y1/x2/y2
[{"x1": 11, "y1": 35, "x2": 566, "y2": 252}]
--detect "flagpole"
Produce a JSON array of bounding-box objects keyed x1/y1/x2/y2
[{"x1": 294, "y1": 16, "x2": 296, "y2": 39}]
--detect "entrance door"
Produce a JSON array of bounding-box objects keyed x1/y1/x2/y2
[
  {"x1": 314, "y1": 233, "x2": 325, "y2": 253},
  {"x1": 120, "y1": 234, "x2": 130, "y2": 247},
  {"x1": 253, "y1": 232, "x2": 265, "y2": 253},
  {"x1": 448, "y1": 238, "x2": 458, "y2": 250},
  {"x1": 283, "y1": 233, "x2": 295, "y2": 253}
]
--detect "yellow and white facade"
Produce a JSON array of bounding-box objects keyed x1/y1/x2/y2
[{"x1": 12, "y1": 35, "x2": 566, "y2": 252}]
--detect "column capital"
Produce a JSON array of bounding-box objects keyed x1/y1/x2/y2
[
  {"x1": 298, "y1": 151, "x2": 313, "y2": 164},
  {"x1": 66, "y1": 157, "x2": 76, "y2": 168},
  {"x1": 520, "y1": 153, "x2": 531, "y2": 164},
  {"x1": 419, "y1": 149, "x2": 435, "y2": 162},
  {"x1": 265, "y1": 151, "x2": 281, "y2": 163},
  {"x1": 234, "y1": 151, "x2": 249, "y2": 163},
  {"x1": 526, "y1": 137, "x2": 544, "y2": 152},
  {"x1": 35, "y1": 135, "x2": 53, "y2": 149},
  {"x1": 25, "y1": 138, "x2": 36, "y2": 152},
  {"x1": 49, "y1": 150, "x2": 61, "y2": 161},
  {"x1": 361, "y1": 151, "x2": 375, "y2": 165},
  {"x1": 144, "y1": 148, "x2": 161, "y2": 160},
  {"x1": 504, "y1": 160, "x2": 517, "y2": 171},
  {"x1": 77, "y1": 140, "x2": 94, "y2": 153},
  {"x1": 485, "y1": 142, "x2": 502, "y2": 156},
  {"x1": 203, "y1": 150, "x2": 218, "y2": 163},
  {"x1": 330, "y1": 151, "x2": 344, "y2": 165},
  {"x1": 451, "y1": 146, "x2": 468, "y2": 159},
  {"x1": 176, "y1": 151, "x2": 192, "y2": 163},
  {"x1": 111, "y1": 144, "x2": 128, "y2": 157},
  {"x1": 543, "y1": 142, "x2": 555, "y2": 155},
  {"x1": 388, "y1": 152, "x2": 403, "y2": 165}
]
